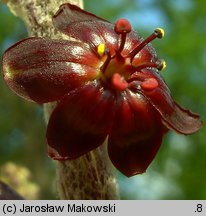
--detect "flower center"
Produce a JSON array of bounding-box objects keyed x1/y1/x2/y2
[{"x1": 97, "y1": 19, "x2": 166, "y2": 91}]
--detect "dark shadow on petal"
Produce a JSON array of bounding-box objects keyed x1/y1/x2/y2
[
  {"x1": 108, "y1": 90, "x2": 165, "y2": 177},
  {"x1": 46, "y1": 81, "x2": 115, "y2": 159}
]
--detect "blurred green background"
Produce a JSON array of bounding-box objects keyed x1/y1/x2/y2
[{"x1": 0, "y1": 0, "x2": 205, "y2": 199}]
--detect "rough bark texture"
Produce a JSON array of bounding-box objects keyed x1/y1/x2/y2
[{"x1": 4, "y1": 0, "x2": 119, "y2": 199}]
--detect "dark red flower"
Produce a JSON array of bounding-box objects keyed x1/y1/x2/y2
[{"x1": 2, "y1": 4, "x2": 203, "y2": 176}]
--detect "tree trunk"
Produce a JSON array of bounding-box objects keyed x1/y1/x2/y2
[{"x1": 5, "y1": 0, "x2": 119, "y2": 200}]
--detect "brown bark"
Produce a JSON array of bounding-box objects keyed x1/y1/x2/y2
[{"x1": 4, "y1": 0, "x2": 119, "y2": 199}]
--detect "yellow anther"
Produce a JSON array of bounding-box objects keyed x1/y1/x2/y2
[
  {"x1": 155, "y1": 28, "x2": 165, "y2": 38},
  {"x1": 157, "y1": 59, "x2": 167, "y2": 71},
  {"x1": 97, "y1": 44, "x2": 105, "y2": 57},
  {"x1": 161, "y1": 59, "x2": 166, "y2": 70}
]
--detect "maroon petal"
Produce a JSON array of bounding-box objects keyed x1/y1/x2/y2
[
  {"x1": 131, "y1": 69, "x2": 203, "y2": 134},
  {"x1": 108, "y1": 90, "x2": 165, "y2": 177},
  {"x1": 53, "y1": 3, "x2": 119, "y2": 54},
  {"x1": 53, "y1": 3, "x2": 109, "y2": 30},
  {"x1": 52, "y1": 3, "x2": 156, "y2": 60},
  {"x1": 2, "y1": 37, "x2": 99, "y2": 103},
  {"x1": 47, "y1": 81, "x2": 115, "y2": 160}
]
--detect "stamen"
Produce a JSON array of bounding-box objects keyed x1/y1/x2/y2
[
  {"x1": 156, "y1": 59, "x2": 167, "y2": 71},
  {"x1": 132, "y1": 59, "x2": 166, "y2": 72},
  {"x1": 128, "y1": 28, "x2": 165, "y2": 60},
  {"x1": 100, "y1": 48, "x2": 112, "y2": 73},
  {"x1": 115, "y1": 19, "x2": 132, "y2": 53},
  {"x1": 154, "y1": 28, "x2": 164, "y2": 38},
  {"x1": 133, "y1": 62, "x2": 158, "y2": 70},
  {"x1": 97, "y1": 43, "x2": 106, "y2": 57}
]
